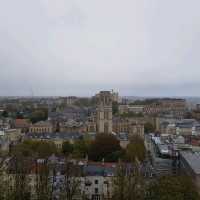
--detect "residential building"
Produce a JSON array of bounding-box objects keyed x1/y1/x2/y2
[{"x1": 144, "y1": 98, "x2": 186, "y2": 117}]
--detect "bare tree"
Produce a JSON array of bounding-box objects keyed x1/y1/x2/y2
[
  {"x1": 34, "y1": 159, "x2": 53, "y2": 200},
  {"x1": 60, "y1": 159, "x2": 82, "y2": 200},
  {"x1": 8, "y1": 155, "x2": 31, "y2": 200},
  {"x1": 112, "y1": 160, "x2": 145, "y2": 200}
]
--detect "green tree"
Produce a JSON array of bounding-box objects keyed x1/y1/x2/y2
[
  {"x1": 112, "y1": 101, "x2": 119, "y2": 115},
  {"x1": 29, "y1": 108, "x2": 48, "y2": 124},
  {"x1": 11, "y1": 140, "x2": 57, "y2": 158},
  {"x1": 88, "y1": 133, "x2": 122, "y2": 161},
  {"x1": 126, "y1": 135, "x2": 146, "y2": 162},
  {"x1": 1, "y1": 110, "x2": 8, "y2": 118},
  {"x1": 146, "y1": 176, "x2": 200, "y2": 200},
  {"x1": 73, "y1": 139, "x2": 90, "y2": 158},
  {"x1": 62, "y1": 141, "x2": 74, "y2": 156},
  {"x1": 144, "y1": 122, "x2": 155, "y2": 133}
]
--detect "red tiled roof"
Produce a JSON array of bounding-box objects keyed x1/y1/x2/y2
[{"x1": 15, "y1": 119, "x2": 30, "y2": 128}]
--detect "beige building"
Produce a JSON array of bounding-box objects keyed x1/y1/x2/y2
[
  {"x1": 119, "y1": 105, "x2": 144, "y2": 114},
  {"x1": 144, "y1": 99, "x2": 186, "y2": 116},
  {"x1": 96, "y1": 91, "x2": 113, "y2": 133},
  {"x1": 5, "y1": 129, "x2": 23, "y2": 143},
  {"x1": 86, "y1": 116, "x2": 97, "y2": 133},
  {"x1": 29, "y1": 121, "x2": 53, "y2": 133},
  {"x1": 113, "y1": 118, "x2": 144, "y2": 138}
]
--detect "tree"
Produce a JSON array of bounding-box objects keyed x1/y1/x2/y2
[
  {"x1": 126, "y1": 135, "x2": 146, "y2": 162},
  {"x1": 35, "y1": 159, "x2": 53, "y2": 200},
  {"x1": 112, "y1": 161, "x2": 144, "y2": 200},
  {"x1": 146, "y1": 176, "x2": 200, "y2": 200},
  {"x1": 62, "y1": 141, "x2": 74, "y2": 156},
  {"x1": 29, "y1": 108, "x2": 48, "y2": 124},
  {"x1": 7, "y1": 155, "x2": 32, "y2": 200},
  {"x1": 88, "y1": 133, "x2": 122, "y2": 161},
  {"x1": 73, "y1": 139, "x2": 90, "y2": 158},
  {"x1": 144, "y1": 122, "x2": 155, "y2": 133},
  {"x1": 112, "y1": 101, "x2": 119, "y2": 115},
  {"x1": 60, "y1": 159, "x2": 82, "y2": 200},
  {"x1": 11, "y1": 140, "x2": 57, "y2": 158},
  {"x1": 1, "y1": 110, "x2": 8, "y2": 118}
]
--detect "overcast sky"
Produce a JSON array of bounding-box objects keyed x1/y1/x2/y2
[{"x1": 0, "y1": 0, "x2": 200, "y2": 97}]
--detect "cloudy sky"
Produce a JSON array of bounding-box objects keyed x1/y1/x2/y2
[{"x1": 0, "y1": 0, "x2": 200, "y2": 97}]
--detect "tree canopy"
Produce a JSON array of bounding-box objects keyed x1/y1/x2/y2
[
  {"x1": 62, "y1": 141, "x2": 74, "y2": 156},
  {"x1": 146, "y1": 176, "x2": 200, "y2": 200},
  {"x1": 144, "y1": 122, "x2": 155, "y2": 133},
  {"x1": 29, "y1": 108, "x2": 48, "y2": 124},
  {"x1": 11, "y1": 140, "x2": 57, "y2": 158},
  {"x1": 126, "y1": 135, "x2": 146, "y2": 162},
  {"x1": 88, "y1": 133, "x2": 122, "y2": 162},
  {"x1": 112, "y1": 101, "x2": 119, "y2": 115},
  {"x1": 73, "y1": 139, "x2": 90, "y2": 158}
]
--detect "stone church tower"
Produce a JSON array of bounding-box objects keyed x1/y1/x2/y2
[{"x1": 96, "y1": 91, "x2": 113, "y2": 133}]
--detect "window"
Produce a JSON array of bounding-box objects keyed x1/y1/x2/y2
[
  {"x1": 95, "y1": 188, "x2": 98, "y2": 194},
  {"x1": 95, "y1": 180, "x2": 98, "y2": 184}
]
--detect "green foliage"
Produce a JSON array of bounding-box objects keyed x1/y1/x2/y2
[
  {"x1": 29, "y1": 108, "x2": 48, "y2": 124},
  {"x1": 112, "y1": 101, "x2": 119, "y2": 115},
  {"x1": 11, "y1": 140, "x2": 57, "y2": 158},
  {"x1": 1, "y1": 110, "x2": 8, "y2": 118},
  {"x1": 126, "y1": 135, "x2": 146, "y2": 162},
  {"x1": 73, "y1": 139, "x2": 90, "y2": 158},
  {"x1": 88, "y1": 133, "x2": 122, "y2": 162},
  {"x1": 62, "y1": 141, "x2": 74, "y2": 156},
  {"x1": 105, "y1": 150, "x2": 125, "y2": 162},
  {"x1": 144, "y1": 122, "x2": 155, "y2": 133},
  {"x1": 146, "y1": 176, "x2": 200, "y2": 200}
]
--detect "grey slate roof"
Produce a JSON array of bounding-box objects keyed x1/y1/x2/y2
[
  {"x1": 25, "y1": 132, "x2": 82, "y2": 140},
  {"x1": 180, "y1": 151, "x2": 200, "y2": 175}
]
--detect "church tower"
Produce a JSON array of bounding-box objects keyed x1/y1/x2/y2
[{"x1": 96, "y1": 91, "x2": 113, "y2": 133}]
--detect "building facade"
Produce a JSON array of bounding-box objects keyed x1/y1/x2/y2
[
  {"x1": 29, "y1": 121, "x2": 53, "y2": 133},
  {"x1": 112, "y1": 117, "x2": 144, "y2": 138}
]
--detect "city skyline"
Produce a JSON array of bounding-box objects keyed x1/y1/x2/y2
[{"x1": 1, "y1": 0, "x2": 200, "y2": 96}]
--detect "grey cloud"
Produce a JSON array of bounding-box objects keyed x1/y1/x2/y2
[{"x1": 0, "y1": 0, "x2": 200, "y2": 96}]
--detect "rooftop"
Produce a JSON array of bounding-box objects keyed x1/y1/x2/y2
[
  {"x1": 180, "y1": 151, "x2": 200, "y2": 175},
  {"x1": 26, "y1": 132, "x2": 82, "y2": 140}
]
